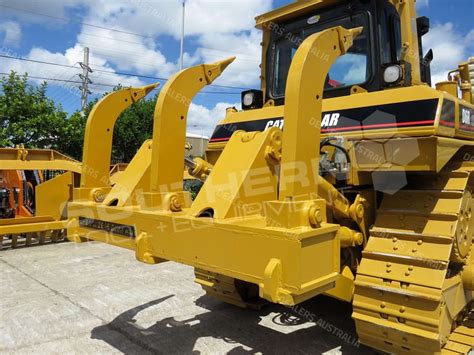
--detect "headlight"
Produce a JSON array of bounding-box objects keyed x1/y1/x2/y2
[
  {"x1": 243, "y1": 92, "x2": 254, "y2": 106},
  {"x1": 383, "y1": 65, "x2": 403, "y2": 84},
  {"x1": 241, "y1": 89, "x2": 263, "y2": 110}
]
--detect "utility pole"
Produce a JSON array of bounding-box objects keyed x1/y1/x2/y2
[
  {"x1": 78, "y1": 47, "x2": 92, "y2": 112},
  {"x1": 179, "y1": 0, "x2": 185, "y2": 70}
]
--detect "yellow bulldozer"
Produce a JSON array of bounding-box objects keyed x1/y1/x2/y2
[{"x1": 65, "y1": 0, "x2": 473, "y2": 353}]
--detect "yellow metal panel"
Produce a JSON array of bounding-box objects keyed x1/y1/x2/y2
[
  {"x1": 190, "y1": 129, "x2": 278, "y2": 219},
  {"x1": 279, "y1": 26, "x2": 362, "y2": 201},
  {"x1": 35, "y1": 172, "x2": 74, "y2": 221},
  {"x1": 324, "y1": 266, "x2": 355, "y2": 302},
  {"x1": 68, "y1": 201, "x2": 340, "y2": 305},
  {"x1": 150, "y1": 58, "x2": 234, "y2": 193},
  {"x1": 103, "y1": 140, "x2": 152, "y2": 207},
  {"x1": 0, "y1": 216, "x2": 53, "y2": 225},
  {"x1": 208, "y1": 85, "x2": 442, "y2": 151},
  {"x1": 81, "y1": 84, "x2": 157, "y2": 188}
]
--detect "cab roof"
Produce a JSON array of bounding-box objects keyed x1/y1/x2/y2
[{"x1": 255, "y1": 0, "x2": 341, "y2": 29}]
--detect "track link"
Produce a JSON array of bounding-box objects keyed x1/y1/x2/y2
[
  {"x1": 353, "y1": 169, "x2": 474, "y2": 354},
  {"x1": 443, "y1": 313, "x2": 474, "y2": 354},
  {"x1": 1, "y1": 230, "x2": 66, "y2": 250}
]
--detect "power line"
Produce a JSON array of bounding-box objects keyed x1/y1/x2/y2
[
  {"x1": 77, "y1": 43, "x2": 166, "y2": 70},
  {"x1": 0, "y1": 3, "x2": 256, "y2": 60},
  {"x1": 0, "y1": 4, "x2": 153, "y2": 40},
  {"x1": 90, "y1": 66, "x2": 252, "y2": 90},
  {"x1": 49, "y1": 72, "x2": 83, "y2": 107},
  {"x1": 43, "y1": 64, "x2": 81, "y2": 99},
  {"x1": 0, "y1": 3, "x2": 260, "y2": 87},
  {"x1": 200, "y1": 46, "x2": 257, "y2": 59},
  {"x1": 0, "y1": 72, "x2": 111, "y2": 86},
  {"x1": 0, "y1": 72, "x2": 241, "y2": 95},
  {"x1": 198, "y1": 52, "x2": 259, "y2": 63},
  {"x1": 0, "y1": 54, "x2": 77, "y2": 69},
  {"x1": 79, "y1": 31, "x2": 149, "y2": 46},
  {"x1": 75, "y1": 32, "x2": 257, "y2": 61},
  {"x1": 0, "y1": 54, "x2": 253, "y2": 91}
]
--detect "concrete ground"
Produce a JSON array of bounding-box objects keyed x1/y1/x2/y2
[{"x1": 0, "y1": 241, "x2": 376, "y2": 354}]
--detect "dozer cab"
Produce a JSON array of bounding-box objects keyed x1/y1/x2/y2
[{"x1": 67, "y1": 0, "x2": 473, "y2": 353}]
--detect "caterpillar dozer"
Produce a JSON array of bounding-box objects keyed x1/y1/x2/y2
[{"x1": 66, "y1": 0, "x2": 473, "y2": 353}]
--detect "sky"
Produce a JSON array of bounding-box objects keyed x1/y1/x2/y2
[{"x1": 0, "y1": 0, "x2": 473, "y2": 137}]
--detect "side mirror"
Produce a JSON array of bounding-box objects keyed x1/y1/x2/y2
[
  {"x1": 422, "y1": 49, "x2": 434, "y2": 66},
  {"x1": 417, "y1": 16, "x2": 430, "y2": 37},
  {"x1": 421, "y1": 49, "x2": 434, "y2": 86}
]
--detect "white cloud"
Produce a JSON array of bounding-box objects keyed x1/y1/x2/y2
[
  {"x1": 184, "y1": 0, "x2": 271, "y2": 37},
  {"x1": 422, "y1": 22, "x2": 474, "y2": 85},
  {"x1": 0, "y1": 0, "x2": 84, "y2": 27},
  {"x1": 416, "y1": 0, "x2": 429, "y2": 9},
  {"x1": 0, "y1": 0, "x2": 269, "y2": 119},
  {"x1": 79, "y1": 0, "x2": 271, "y2": 39},
  {"x1": 0, "y1": 42, "x2": 145, "y2": 111},
  {"x1": 339, "y1": 54, "x2": 367, "y2": 84},
  {"x1": 187, "y1": 101, "x2": 240, "y2": 137},
  {"x1": 196, "y1": 30, "x2": 262, "y2": 88},
  {"x1": 76, "y1": 27, "x2": 177, "y2": 78},
  {"x1": 466, "y1": 29, "x2": 474, "y2": 46},
  {"x1": 0, "y1": 21, "x2": 21, "y2": 47},
  {"x1": 74, "y1": 0, "x2": 270, "y2": 86},
  {"x1": 0, "y1": 0, "x2": 271, "y2": 96},
  {"x1": 3, "y1": 0, "x2": 473, "y2": 105}
]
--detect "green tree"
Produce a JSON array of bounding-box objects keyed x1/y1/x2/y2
[
  {"x1": 0, "y1": 72, "x2": 69, "y2": 150},
  {"x1": 65, "y1": 91, "x2": 157, "y2": 163},
  {"x1": 112, "y1": 94, "x2": 157, "y2": 162},
  {"x1": 57, "y1": 100, "x2": 95, "y2": 160},
  {"x1": 1, "y1": 71, "x2": 159, "y2": 163}
]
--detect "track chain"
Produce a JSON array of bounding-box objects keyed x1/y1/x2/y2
[{"x1": 353, "y1": 168, "x2": 474, "y2": 354}]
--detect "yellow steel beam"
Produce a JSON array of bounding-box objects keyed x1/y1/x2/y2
[
  {"x1": 103, "y1": 140, "x2": 153, "y2": 207},
  {"x1": 388, "y1": 0, "x2": 422, "y2": 84},
  {"x1": 189, "y1": 129, "x2": 279, "y2": 219},
  {"x1": 67, "y1": 200, "x2": 340, "y2": 305},
  {"x1": 0, "y1": 147, "x2": 81, "y2": 173},
  {"x1": 0, "y1": 216, "x2": 53, "y2": 225},
  {"x1": 80, "y1": 84, "x2": 158, "y2": 188},
  {"x1": 0, "y1": 219, "x2": 72, "y2": 235},
  {"x1": 279, "y1": 26, "x2": 362, "y2": 201},
  {"x1": 149, "y1": 57, "x2": 235, "y2": 193},
  {"x1": 68, "y1": 25, "x2": 360, "y2": 305}
]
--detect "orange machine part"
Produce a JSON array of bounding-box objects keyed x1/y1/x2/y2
[{"x1": 0, "y1": 170, "x2": 43, "y2": 218}]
